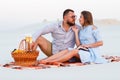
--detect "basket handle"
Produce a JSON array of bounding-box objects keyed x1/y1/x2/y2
[{"x1": 18, "y1": 39, "x2": 26, "y2": 50}]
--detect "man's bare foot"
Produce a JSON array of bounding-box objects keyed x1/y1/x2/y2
[{"x1": 38, "y1": 60, "x2": 47, "y2": 64}]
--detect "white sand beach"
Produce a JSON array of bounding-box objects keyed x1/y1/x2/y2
[
  {"x1": 0, "y1": 21, "x2": 120, "y2": 80},
  {"x1": 0, "y1": 62, "x2": 120, "y2": 80}
]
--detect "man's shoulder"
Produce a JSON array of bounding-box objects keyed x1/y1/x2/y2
[
  {"x1": 47, "y1": 21, "x2": 61, "y2": 27},
  {"x1": 42, "y1": 21, "x2": 61, "y2": 29},
  {"x1": 54, "y1": 21, "x2": 62, "y2": 27}
]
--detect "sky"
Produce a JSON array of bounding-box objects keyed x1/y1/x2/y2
[{"x1": 0, "y1": 0, "x2": 120, "y2": 29}]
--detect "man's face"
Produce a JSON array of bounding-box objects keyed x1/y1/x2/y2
[{"x1": 65, "y1": 12, "x2": 76, "y2": 26}]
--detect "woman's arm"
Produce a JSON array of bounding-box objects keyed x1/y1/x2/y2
[
  {"x1": 72, "y1": 26, "x2": 81, "y2": 47},
  {"x1": 82, "y1": 41, "x2": 103, "y2": 48}
]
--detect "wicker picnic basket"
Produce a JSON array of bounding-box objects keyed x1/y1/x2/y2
[{"x1": 11, "y1": 39, "x2": 39, "y2": 66}]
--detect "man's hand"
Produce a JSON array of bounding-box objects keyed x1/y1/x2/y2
[{"x1": 31, "y1": 41, "x2": 37, "y2": 51}]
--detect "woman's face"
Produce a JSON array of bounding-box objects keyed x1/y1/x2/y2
[{"x1": 79, "y1": 14, "x2": 84, "y2": 26}]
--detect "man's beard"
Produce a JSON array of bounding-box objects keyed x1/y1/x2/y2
[{"x1": 67, "y1": 21, "x2": 75, "y2": 26}]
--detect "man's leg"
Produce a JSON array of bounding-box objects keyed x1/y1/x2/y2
[{"x1": 34, "y1": 36, "x2": 52, "y2": 57}]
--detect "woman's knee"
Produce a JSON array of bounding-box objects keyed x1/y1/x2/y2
[
  {"x1": 71, "y1": 49, "x2": 79, "y2": 56},
  {"x1": 72, "y1": 49, "x2": 79, "y2": 53}
]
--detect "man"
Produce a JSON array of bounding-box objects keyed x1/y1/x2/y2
[{"x1": 32, "y1": 9, "x2": 80, "y2": 57}]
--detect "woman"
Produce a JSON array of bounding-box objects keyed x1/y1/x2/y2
[
  {"x1": 72, "y1": 11, "x2": 108, "y2": 64},
  {"x1": 39, "y1": 11, "x2": 108, "y2": 64}
]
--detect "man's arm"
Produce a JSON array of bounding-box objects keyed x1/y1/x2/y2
[{"x1": 32, "y1": 23, "x2": 55, "y2": 42}]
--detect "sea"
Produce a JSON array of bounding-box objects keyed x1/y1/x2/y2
[{"x1": 0, "y1": 21, "x2": 120, "y2": 63}]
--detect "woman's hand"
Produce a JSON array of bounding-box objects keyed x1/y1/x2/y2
[
  {"x1": 76, "y1": 45, "x2": 83, "y2": 50},
  {"x1": 72, "y1": 26, "x2": 79, "y2": 33},
  {"x1": 81, "y1": 44, "x2": 91, "y2": 48},
  {"x1": 77, "y1": 45, "x2": 89, "y2": 50},
  {"x1": 81, "y1": 41, "x2": 103, "y2": 48}
]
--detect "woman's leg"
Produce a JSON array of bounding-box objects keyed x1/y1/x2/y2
[
  {"x1": 39, "y1": 49, "x2": 69, "y2": 62},
  {"x1": 49, "y1": 49, "x2": 79, "y2": 62}
]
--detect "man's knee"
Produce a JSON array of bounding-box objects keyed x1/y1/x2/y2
[
  {"x1": 36, "y1": 36, "x2": 52, "y2": 56},
  {"x1": 36, "y1": 36, "x2": 44, "y2": 45}
]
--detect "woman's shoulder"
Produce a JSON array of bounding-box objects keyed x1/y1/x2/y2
[
  {"x1": 89, "y1": 25, "x2": 99, "y2": 31},
  {"x1": 86, "y1": 25, "x2": 97, "y2": 30},
  {"x1": 90, "y1": 25, "x2": 101, "y2": 34},
  {"x1": 92, "y1": 25, "x2": 97, "y2": 30},
  {"x1": 87, "y1": 25, "x2": 99, "y2": 33}
]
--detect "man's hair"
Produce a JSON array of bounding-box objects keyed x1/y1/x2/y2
[{"x1": 63, "y1": 9, "x2": 74, "y2": 19}]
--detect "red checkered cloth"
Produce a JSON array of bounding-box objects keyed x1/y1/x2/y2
[{"x1": 1, "y1": 55, "x2": 120, "y2": 70}]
